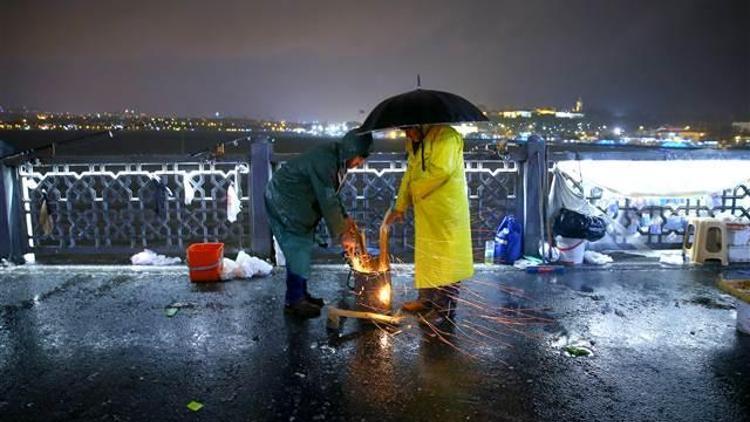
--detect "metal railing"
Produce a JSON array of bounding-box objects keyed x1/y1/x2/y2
[
  {"x1": 284, "y1": 152, "x2": 521, "y2": 259},
  {"x1": 18, "y1": 159, "x2": 251, "y2": 254},
  {"x1": 3, "y1": 140, "x2": 750, "y2": 262}
]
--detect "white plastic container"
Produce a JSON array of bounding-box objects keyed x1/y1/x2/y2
[
  {"x1": 737, "y1": 300, "x2": 750, "y2": 335},
  {"x1": 556, "y1": 236, "x2": 586, "y2": 265}
]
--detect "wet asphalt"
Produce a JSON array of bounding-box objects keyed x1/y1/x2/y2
[{"x1": 0, "y1": 263, "x2": 748, "y2": 422}]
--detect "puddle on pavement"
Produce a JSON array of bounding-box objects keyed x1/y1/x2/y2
[{"x1": 685, "y1": 296, "x2": 735, "y2": 310}]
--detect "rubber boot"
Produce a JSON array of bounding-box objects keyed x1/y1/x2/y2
[
  {"x1": 284, "y1": 271, "x2": 321, "y2": 318},
  {"x1": 442, "y1": 283, "x2": 460, "y2": 321},
  {"x1": 302, "y1": 279, "x2": 325, "y2": 308},
  {"x1": 402, "y1": 288, "x2": 433, "y2": 313},
  {"x1": 284, "y1": 300, "x2": 321, "y2": 318},
  {"x1": 420, "y1": 283, "x2": 460, "y2": 326}
]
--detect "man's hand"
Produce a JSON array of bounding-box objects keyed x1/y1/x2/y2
[{"x1": 384, "y1": 209, "x2": 404, "y2": 225}]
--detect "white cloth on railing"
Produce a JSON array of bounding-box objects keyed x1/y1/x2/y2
[
  {"x1": 183, "y1": 174, "x2": 195, "y2": 205},
  {"x1": 227, "y1": 182, "x2": 241, "y2": 223},
  {"x1": 556, "y1": 160, "x2": 750, "y2": 198}
]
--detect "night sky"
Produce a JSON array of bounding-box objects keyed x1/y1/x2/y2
[{"x1": 1, "y1": 0, "x2": 748, "y2": 121}]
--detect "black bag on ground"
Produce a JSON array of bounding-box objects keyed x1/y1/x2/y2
[{"x1": 552, "y1": 208, "x2": 607, "y2": 241}]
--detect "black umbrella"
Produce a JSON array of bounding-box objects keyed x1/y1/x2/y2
[{"x1": 358, "y1": 88, "x2": 489, "y2": 133}]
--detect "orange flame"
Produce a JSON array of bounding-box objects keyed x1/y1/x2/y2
[
  {"x1": 378, "y1": 283, "x2": 392, "y2": 305},
  {"x1": 346, "y1": 211, "x2": 391, "y2": 274}
]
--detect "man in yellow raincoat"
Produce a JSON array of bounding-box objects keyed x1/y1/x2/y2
[{"x1": 385, "y1": 124, "x2": 473, "y2": 324}]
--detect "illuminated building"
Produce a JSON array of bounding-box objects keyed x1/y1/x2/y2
[
  {"x1": 574, "y1": 97, "x2": 583, "y2": 113},
  {"x1": 654, "y1": 126, "x2": 706, "y2": 142},
  {"x1": 535, "y1": 107, "x2": 557, "y2": 116}
]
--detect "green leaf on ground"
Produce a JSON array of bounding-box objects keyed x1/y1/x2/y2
[
  {"x1": 564, "y1": 345, "x2": 593, "y2": 357},
  {"x1": 187, "y1": 400, "x2": 203, "y2": 411}
]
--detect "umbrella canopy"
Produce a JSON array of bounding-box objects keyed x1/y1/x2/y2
[{"x1": 358, "y1": 88, "x2": 489, "y2": 133}]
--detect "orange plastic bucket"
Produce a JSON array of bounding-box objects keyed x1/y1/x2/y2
[{"x1": 187, "y1": 242, "x2": 224, "y2": 282}]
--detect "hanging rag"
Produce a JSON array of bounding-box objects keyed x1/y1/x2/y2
[
  {"x1": 227, "y1": 181, "x2": 241, "y2": 223},
  {"x1": 183, "y1": 174, "x2": 195, "y2": 205},
  {"x1": 146, "y1": 177, "x2": 172, "y2": 218},
  {"x1": 39, "y1": 190, "x2": 54, "y2": 236}
]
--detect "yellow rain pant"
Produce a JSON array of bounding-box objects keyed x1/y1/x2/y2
[{"x1": 394, "y1": 125, "x2": 474, "y2": 288}]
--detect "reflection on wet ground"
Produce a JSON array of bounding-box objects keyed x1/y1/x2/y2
[{"x1": 0, "y1": 264, "x2": 748, "y2": 421}]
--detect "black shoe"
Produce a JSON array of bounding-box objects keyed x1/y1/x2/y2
[
  {"x1": 419, "y1": 308, "x2": 455, "y2": 328},
  {"x1": 284, "y1": 299, "x2": 322, "y2": 318},
  {"x1": 304, "y1": 292, "x2": 325, "y2": 308}
]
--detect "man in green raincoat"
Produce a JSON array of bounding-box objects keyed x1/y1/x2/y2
[
  {"x1": 265, "y1": 129, "x2": 373, "y2": 318},
  {"x1": 385, "y1": 124, "x2": 474, "y2": 324}
]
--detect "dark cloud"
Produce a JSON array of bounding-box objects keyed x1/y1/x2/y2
[{"x1": 1, "y1": 0, "x2": 748, "y2": 121}]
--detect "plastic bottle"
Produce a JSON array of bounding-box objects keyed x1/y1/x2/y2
[{"x1": 484, "y1": 240, "x2": 495, "y2": 264}]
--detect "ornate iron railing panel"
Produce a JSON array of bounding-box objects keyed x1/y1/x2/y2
[
  {"x1": 20, "y1": 154, "x2": 520, "y2": 259},
  {"x1": 310, "y1": 157, "x2": 520, "y2": 260},
  {"x1": 18, "y1": 161, "x2": 251, "y2": 254},
  {"x1": 587, "y1": 186, "x2": 750, "y2": 248}
]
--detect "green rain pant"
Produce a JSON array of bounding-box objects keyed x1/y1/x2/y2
[{"x1": 265, "y1": 194, "x2": 317, "y2": 305}]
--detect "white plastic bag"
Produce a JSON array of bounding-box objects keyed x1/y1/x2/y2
[
  {"x1": 273, "y1": 236, "x2": 286, "y2": 267},
  {"x1": 513, "y1": 259, "x2": 534, "y2": 270},
  {"x1": 584, "y1": 251, "x2": 613, "y2": 265},
  {"x1": 659, "y1": 253, "x2": 685, "y2": 266},
  {"x1": 184, "y1": 174, "x2": 195, "y2": 205},
  {"x1": 220, "y1": 252, "x2": 273, "y2": 280},
  {"x1": 235, "y1": 251, "x2": 273, "y2": 278},
  {"x1": 227, "y1": 182, "x2": 241, "y2": 223},
  {"x1": 539, "y1": 242, "x2": 560, "y2": 263},
  {"x1": 130, "y1": 249, "x2": 181, "y2": 265},
  {"x1": 220, "y1": 257, "x2": 240, "y2": 280}
]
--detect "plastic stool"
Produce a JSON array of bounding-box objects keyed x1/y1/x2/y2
[
  {"x1": 682, "y1": 218, "x2": 700, "y2": 262},
  {"x1": 683, "y1": 218, "x2": 728, "y2": 266}
]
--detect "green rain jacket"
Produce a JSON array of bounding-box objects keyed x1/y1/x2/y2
[{"x1": 265, "y1": 129, "x2": 372, "y2": 278}]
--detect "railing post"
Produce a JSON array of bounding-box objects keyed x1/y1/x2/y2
[
  {"x1": 0, "y1": 142, "x2": 27, "y2": 263},
  {"x1": 522, "y1": 135, "x2": 547, "y2": 256},
  {"x1": 248, "y1": 139, "x2": 273, "y2": 258}
]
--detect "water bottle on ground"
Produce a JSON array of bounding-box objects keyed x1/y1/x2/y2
[{"x1": 484, "y1": 240, "x2": 495, "y2": 265}]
